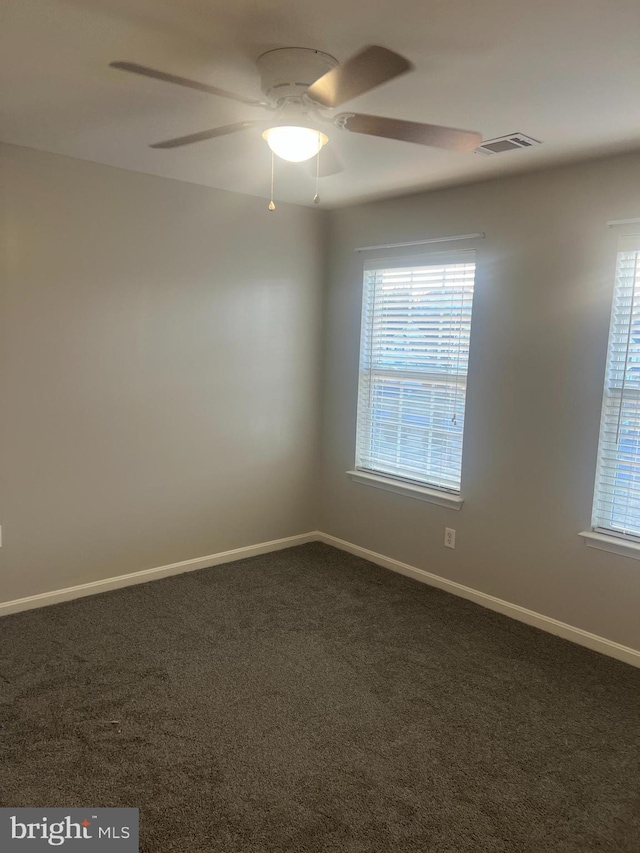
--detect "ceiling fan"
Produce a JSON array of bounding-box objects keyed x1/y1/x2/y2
[{"x1": 109, "y1": 46, "x2": 482, "y2": 169}]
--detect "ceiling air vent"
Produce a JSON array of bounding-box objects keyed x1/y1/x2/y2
[{"x1": 475, "y1": 133, "x2": 541, "y2": 155}]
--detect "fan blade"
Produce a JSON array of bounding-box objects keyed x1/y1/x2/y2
[
  {"x1": 306, "y1": 146, "x2": 344, "y2": 177},
  {"x1": 337, "y1": 113, "x2": 482, "y2": 151},
  {"x1": 150, "y1": 121, "x2": 266, "y2": 149},
  {"x1": 306, "y1": 46, "x2": 412, "y2": 108},
  {"x1": 110, "y1": 62, "x2": 270, "y2": 108}
]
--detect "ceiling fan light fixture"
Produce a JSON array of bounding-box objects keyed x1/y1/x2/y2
[{"x1": 262, "y1": 126, "x2": 328, "y2": 162}]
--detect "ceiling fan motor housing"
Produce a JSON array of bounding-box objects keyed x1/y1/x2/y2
[{"x1": 257, "y1": 48, "x2": 338, "y2": 102}]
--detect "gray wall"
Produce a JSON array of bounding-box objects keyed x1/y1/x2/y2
[
  {"x1": 0, "y1": 143, "x2": 325, "y2": 602},
  {"x1": 3, "y1": 140, "x2": 640, "y2": 652},
  {"x1": 320, "y1": 151, "x2": 640, "y2": 651}
]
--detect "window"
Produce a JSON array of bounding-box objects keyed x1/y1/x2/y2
[
  {"x1": 592, "y1": 235, "x2": 640, "y2": 539},
  {"x1": 354, "y1": 250, "x2": 476, "y2": 495}
]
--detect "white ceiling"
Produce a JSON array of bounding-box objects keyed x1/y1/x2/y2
[{"x1": 3, "y1": 0, "x2": 640, "y2": 208}]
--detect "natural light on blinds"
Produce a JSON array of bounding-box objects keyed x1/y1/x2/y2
[
  {"x1": 593, "y1": 235, "x2": 640, "y2": 538},
  {"x1": 355, "y1": 251, "x2": 476, "y2": 493}
]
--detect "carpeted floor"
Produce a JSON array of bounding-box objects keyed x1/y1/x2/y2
[{"x1": 1, "y1": 542, "x2": 639, "y2": 852}]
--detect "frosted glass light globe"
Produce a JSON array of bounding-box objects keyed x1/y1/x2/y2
[{"x1": 262, "y1": 126, "x2": 328, "y2": 162}]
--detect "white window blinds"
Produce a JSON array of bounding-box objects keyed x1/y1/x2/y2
[
  {"x1": 592, "y1": 235, "x2": 640, "y2": 537},
  {"x1": 355, "y1": 251, "x2": 476, "y2": 493}
]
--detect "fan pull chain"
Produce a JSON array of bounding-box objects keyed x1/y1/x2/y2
[
  {"x1": 313, "y1": 144, "x2": 321, "y2": 205},
  {"x1": 268, "y1": 151, "x2": 276, "y2": 211}
]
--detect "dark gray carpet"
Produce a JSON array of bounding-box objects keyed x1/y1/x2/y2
[{"x1": 1, "y1": 543, "x2": 639, "y2": 852}]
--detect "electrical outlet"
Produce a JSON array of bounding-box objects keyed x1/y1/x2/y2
[{"x1": 444, "y1": 528, "x2": 456, "y2": 549}]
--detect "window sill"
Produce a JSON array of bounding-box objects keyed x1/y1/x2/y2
[
  {"x1": 346, "y1": 470, "x2": 464, "y2": 510},
  {"x1": 578, "y1": 530, "x2": 640, "y2": 561}
]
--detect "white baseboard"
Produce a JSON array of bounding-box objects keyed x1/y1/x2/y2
[
  {"x1": 0, "y1": 532, "x2": 320, "y2": 617},
  {"x1": 3, "y1": 529, "x2": 639, "y2": 669},
  {"x1": 317, "y1": 532, "x2": 640, "y2": 669}
]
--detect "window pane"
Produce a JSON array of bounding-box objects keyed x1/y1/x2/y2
[
  {"x1": 593, "y1": 246, "x2": 640, "y2": 537},
  {"x1": 356, "y1": 254, "x2": 476, "y2": 492}
]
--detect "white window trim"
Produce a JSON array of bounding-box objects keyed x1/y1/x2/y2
[
  {"x1": 346, "y1": 469, "x2": 464, "y2": 509},
  {"x1": 579, "y1": 529, "x2": 640, "y2": 560},
  {"x1": 590, "y1": 234, "x2": 640, "y2": 539},
  {"x1": 354, "y1": 248, "x2": 476, "y2": 495}
]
